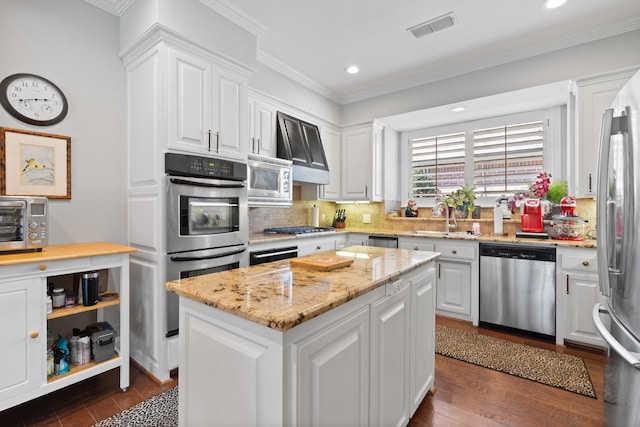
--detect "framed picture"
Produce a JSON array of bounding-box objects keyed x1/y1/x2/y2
[{"x1": 0, "y1": 127, "x2": 71, "y2": 199}]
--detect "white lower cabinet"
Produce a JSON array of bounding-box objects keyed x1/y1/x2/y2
[
  {"x1": 409, "y1": 267, "x2": 436, "y2": 416},
  {"x1": 436, "y1": 261, "x2": 471, "y2": 317},
  {"x1": 370, "y1": 280, "x2": 411, "y2": 427},
  {"x1": 296, "y1": 306, "x2": 371, "y2": 427},
  {"x1": 179, "y1": 261, "x2": 436, "y2": 426},
  {"x1": 558, "y1": 247, "x2": 606, "y2": 347},
  {"x1": 0, "y1": 245, "x2": 132, "y2": 412},
  {"x1": 0, "y1": 277, "x2": 43, "y2": 403}
]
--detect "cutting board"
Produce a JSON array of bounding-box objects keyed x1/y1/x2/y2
[{"x1": 289, "y1": 255, "x2": 354, "y2": 271}]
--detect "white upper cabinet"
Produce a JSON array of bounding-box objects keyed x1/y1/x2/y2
[
  {"x1": 340, "y1": 122, "x2": 383, "y2": 201},
  {"x1": 574, "y1": 70, "x2": 635, "y2": 197},
  {"x1": 248, "y1": 96, "x2": 278, "y2": 157},
  {"x1": 168, "y1": 47, "x2": 248, "y2": 161},
  {"x1": 319, "y1": 126, "x2": 341, "y2": 200}
]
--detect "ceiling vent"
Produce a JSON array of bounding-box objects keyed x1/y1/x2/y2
[{"x1": 407, "y1": 12, "x2": 456, "y2": 39}]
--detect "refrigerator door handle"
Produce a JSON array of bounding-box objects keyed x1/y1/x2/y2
[
  {"x1": 593, "y1": 303, "x2": 640, "y2": 369},
  {"x1": 597, "y1": 109, "x2": 614, "y2": 295}
]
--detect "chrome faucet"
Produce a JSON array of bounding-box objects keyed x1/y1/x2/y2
[{"x1": 434, "y1": 201, "x2": 457, "y2": 233}]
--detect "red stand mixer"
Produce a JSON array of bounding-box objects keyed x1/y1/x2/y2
[{"x1": 520, "y1": 199, "x2": 544, "y2": 233}]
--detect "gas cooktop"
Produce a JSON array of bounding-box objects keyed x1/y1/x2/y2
[{"x1": 264, "y1": 226, "x2": 335, "y2": 235}]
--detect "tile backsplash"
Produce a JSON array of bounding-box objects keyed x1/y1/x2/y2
[{"x1": 248, "y1": 186, "x2": 597, "y2": 237}]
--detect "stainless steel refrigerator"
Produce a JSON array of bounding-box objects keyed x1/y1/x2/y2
[{"x1": 593, "y1": 68, "x2": 640, "y2": 426}]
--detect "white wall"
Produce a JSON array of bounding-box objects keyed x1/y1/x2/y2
[
  {"x1": 249, "y1": 62, "x2": 341, "y2": 127},
  {"x1": 342, "y1": 30, "x2": 640, "y2": 127},
  {"x1": 0, "y1": 0, "x2": 126, "y2": 245}
]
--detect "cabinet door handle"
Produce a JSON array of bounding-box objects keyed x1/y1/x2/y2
[
  {"x1": 588, "y1": 173, "x2": 592, "y2": 193},
  {"x1": 438, "y1": 263, "x2": 441, "y2": 279},
  {"x1": 251, "y1": 137, "x2": 255, "y2": 153},
  {"x1": 216, "y1": 131, "x2": 220, "y2": 152},
  {"x1": 208, "y1": 130, "x2": 212, "y2": 152},
  {"x1": 566, "y1": 274, "x2": 570, "y2": 295},
  {"x1": 30, "y1": 331, "x2": 39, "y2": 339},
  {"x1": 39, "y1": 264, "x2": 47, "y2": 271},
  {"x1": 257, "y1": 138, "x2": 260, "y2": 155},
  {"x1": 583, "y1": 260, "x2": 590, "y2": 267},
  {"x1": 365, "y1": 185, "x2": 368, "y2": 198}
]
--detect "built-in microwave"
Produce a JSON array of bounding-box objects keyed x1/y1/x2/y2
[
  {"x1": 247, "y1": 153, "x2": 293, "y2": 207},
  {"x1": 0, "y1": 196, "x2": 48, "y2": 252}
]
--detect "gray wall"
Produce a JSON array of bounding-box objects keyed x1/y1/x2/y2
[
  {"x1": 0, "y1": 0, "x2": 126, "y2": 245},
  {"x1": 342, "y1": 30, "x2": 640, "y2": 127}
]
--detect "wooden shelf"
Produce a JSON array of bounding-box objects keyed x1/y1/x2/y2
[
  {"x1": 47, "y1": 297, "x2": 120, "y2": 320},
  {"x1": 47, "y1": 354, "x2": 120, "y2": 384}
]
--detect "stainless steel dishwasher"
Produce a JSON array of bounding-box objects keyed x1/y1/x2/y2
[
  {"x1": 479, "y1": 243, "x2": 556, "y2": 338},
  {"x1": 368, "y1": 235, "x2": 398, "y2": 248}
]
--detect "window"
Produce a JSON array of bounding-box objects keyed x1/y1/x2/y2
[
  {"x1": 473, "y1": 121, "x2": 544, "y2": 198},
  {"x1": 411, "y1": 132, "x2": 465, "y2": 197},
  {"x1": 406, "y1": 109, "x2": 560, "y2": 205}
]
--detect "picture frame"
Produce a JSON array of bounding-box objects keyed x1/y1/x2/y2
[{"x1": 0, "y1": 127, "x2": 71, "y2": 199}]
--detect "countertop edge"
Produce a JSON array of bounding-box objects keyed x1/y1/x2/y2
[{"x1": 0, "y1": 242, "x2": 137, "y2": 266}]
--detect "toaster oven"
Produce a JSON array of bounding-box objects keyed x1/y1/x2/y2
[{"x1": 0, "y1": 196, "x2": 48, "y2": 252}]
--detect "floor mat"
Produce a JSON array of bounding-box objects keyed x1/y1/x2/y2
[{"x1": 435, "y1": 325, "x2": 596, "y2": 398}]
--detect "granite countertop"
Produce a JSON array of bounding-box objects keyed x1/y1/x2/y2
[
  {"x1": 249, "y1": 228, "x2": 596, "y2": 249},
  {"x1": 166, "y1": 246, "x2": 438, "y2": 331}
]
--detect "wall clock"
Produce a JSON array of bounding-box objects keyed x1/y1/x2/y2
[{"x1": 0, "y1": 73, "x2": 68, "y2": 126}]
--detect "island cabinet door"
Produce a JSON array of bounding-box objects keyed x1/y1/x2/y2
[
  {"x1": 370, "y1": 282, "x2": 411, "y2": 427},
  {"x1": 410, "y1": 267, "x2": 436, "y2": 416},
  {"x1": 294, "y1": 306, "x2": 370, "y2": 427}
]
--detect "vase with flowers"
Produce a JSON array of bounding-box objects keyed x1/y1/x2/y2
[{"x1": 506, "y1": 172, "x2": 568, "y2": 219}]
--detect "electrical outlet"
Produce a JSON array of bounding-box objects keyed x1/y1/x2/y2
[{"x1": 362, "y1": 214, "x2": 371, "y2": 224}]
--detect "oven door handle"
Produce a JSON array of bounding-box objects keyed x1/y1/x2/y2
[
  {"x1": 251, "y1": 248, "x2": 299, "y2": 259},
  {"x1": 170, "y1": 247, "x2": 246, "y2": 262},
  {"x1": 169, "y1": 178, "x2": 245, "y2": 189}
]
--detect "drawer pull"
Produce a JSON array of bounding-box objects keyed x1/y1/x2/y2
[
  {"x1": 39, "y1": 264, "x2": 47, "y2": 271},
  {"x1": 451, "y1": 249, "x2": 457, "y2": 254},
  {"x1": 31, "y1": 332, "x2": 39, "y2": 339},
  {"x1": 583, "y1": 261, "x2": 590, "y2": 267},
  {"x1": 414, "y1": 247, "x2": 419, "y2": 251},
  {"x1": 316, "y1": 246, "x2": 321, "y2": 250}
]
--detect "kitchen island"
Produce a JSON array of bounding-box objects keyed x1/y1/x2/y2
[{"x1": 166, "y1": 246, "x2": 439, "y2": 427}]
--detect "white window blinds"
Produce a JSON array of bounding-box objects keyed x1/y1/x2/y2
[
  {"x1": 473, "y1": 121, "x2": 545, "y2": 198},
  {"x1": 411, "y1": 131, "x2": 465, "y2": 198}
]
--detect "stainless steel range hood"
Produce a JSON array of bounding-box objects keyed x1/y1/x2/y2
[{"x1": 276, "y1": 111, "x2": 330, "y2": 185}]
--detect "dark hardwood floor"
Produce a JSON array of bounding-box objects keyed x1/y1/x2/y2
[
  {"x1": 0, "y1": 363, "x2": 178, "y2": 426},
  {"x1": 410, "y1": 316, "x2": 606, "y2": 427},
  {"x1": 1, "y1": 316, "x2": 604, "y2": 426}
]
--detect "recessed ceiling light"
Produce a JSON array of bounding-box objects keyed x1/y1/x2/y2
[
  {"x1": 452, "y1": 106, "x2": 465, "y2": 112},
  {"x1": 346, "y1": 65, "x2": 360, "y2": 74},
  {"x1": 543, "y1": 0, "x2": 567, "y2": 9}
]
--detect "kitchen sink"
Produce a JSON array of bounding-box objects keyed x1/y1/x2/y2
[{"x1": 412, "y1": 230, "x2": 477, "y2": 238}]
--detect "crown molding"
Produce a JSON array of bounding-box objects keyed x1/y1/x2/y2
[
  {"x1": 198, "y1": 0, "x2": 267, "y2": 37},
  {"x1": 257, "y1": 49, "x2": 342, "y2": 104},
  {"x1": 83, "y1": 0, "x2": 135, "y2": 16}
]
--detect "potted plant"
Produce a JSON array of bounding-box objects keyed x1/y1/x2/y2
[
  {"x1": 444, "y1": 184, "x2": 477, "y2": 219},
  {"x1": 546, "y1": 180, "x2": 568, "y2": 205}
]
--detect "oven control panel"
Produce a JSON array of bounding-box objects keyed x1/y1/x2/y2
[{"x1": 165, "y1": 153, "x2": 247, "y2": 181}]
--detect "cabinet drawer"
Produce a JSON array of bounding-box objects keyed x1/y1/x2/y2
[
  {"x1": 399, "y1": 241, "x2": 435, "y2": 252},
  {"x1": 560, "y1": 253, "x2": 597, "y2": 272},
  {"x1": 435, "y1": 242, "x2": 475, "y2": 261}
]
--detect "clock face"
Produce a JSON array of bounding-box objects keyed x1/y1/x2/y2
[{"x1": 0, "y1": 73, "x2": 68, "y2": 126}]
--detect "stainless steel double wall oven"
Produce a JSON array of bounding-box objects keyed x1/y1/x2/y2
[{"x1": 165, "y1": 153, "x2": 249, "y2": 337}]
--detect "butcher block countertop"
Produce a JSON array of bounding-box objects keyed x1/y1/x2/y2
[
  {"x1": 166, "y1": 246, "x2": 439, "y2": 332},
  {"x1": 0, "y1": 242, "x2": 137, "y2": 266}
]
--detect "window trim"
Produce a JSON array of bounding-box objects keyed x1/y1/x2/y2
[{"x1": 402, "y1": 107, "x2": 564, "y2": 207}]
